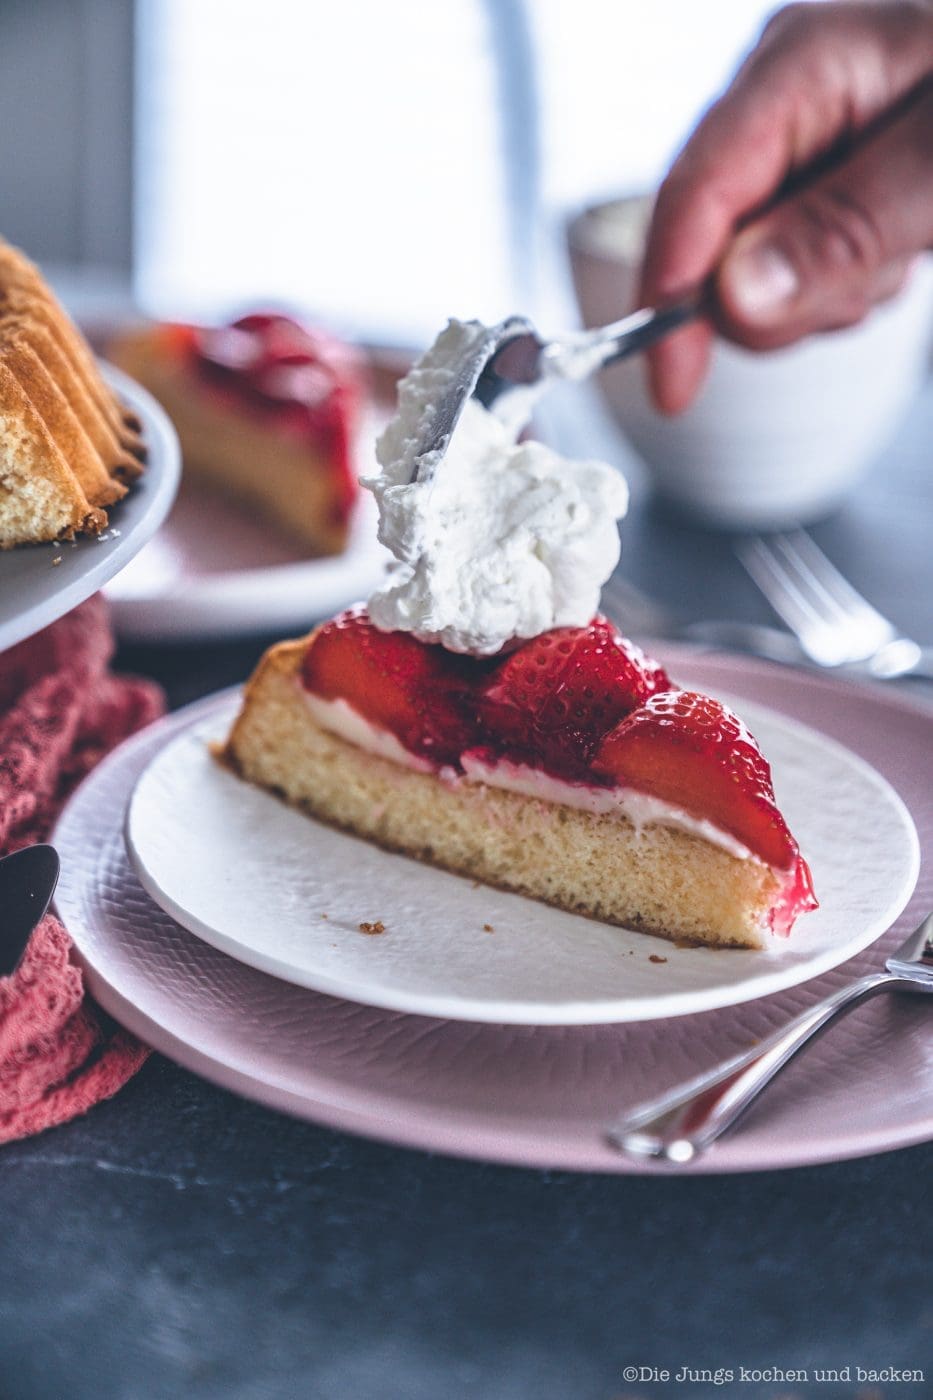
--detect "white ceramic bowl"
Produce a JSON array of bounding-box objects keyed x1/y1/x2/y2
[{"x1": 567, "y1": 195, "x2": 933, "y2": 529}]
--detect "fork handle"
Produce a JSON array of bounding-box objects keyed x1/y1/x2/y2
[{"x1": 607, "y1": 970, "x2": 898, "y2": 1163}]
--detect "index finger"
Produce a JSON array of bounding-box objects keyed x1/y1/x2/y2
[{"x1": 639, "y1": 1, "x2": 933, "y2": 410}]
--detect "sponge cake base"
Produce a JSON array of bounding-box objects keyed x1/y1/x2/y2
[{"x1": 222, "y1": 638, "x2": 782, "y2": 949}]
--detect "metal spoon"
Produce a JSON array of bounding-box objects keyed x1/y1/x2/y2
[{"x1": 407, "y1": 293, "x2": 701, "y2": 484}]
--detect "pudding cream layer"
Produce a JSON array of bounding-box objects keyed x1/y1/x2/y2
[{"x1": 302, "y1": 688, "x2": 759, "y2": 867}]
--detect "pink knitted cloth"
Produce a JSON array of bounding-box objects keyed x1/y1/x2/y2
[{"x1": 0, "y1": 595, "x2": 163, "y2": 1144}]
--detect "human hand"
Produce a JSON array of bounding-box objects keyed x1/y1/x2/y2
[{"x1": 640, "y1": 1, "x2": 933, "y2": 413}]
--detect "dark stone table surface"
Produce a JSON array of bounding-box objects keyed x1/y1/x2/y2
[{"x1": 2, "y1": 381, "x2": 932, "y2": 1400}]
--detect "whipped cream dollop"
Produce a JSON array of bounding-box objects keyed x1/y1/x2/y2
[{"x1": 364, "y1": 319, "x2": 629, "y2": 656}]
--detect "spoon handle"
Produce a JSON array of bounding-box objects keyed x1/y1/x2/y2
[
  {"x1": 548, "y1": 291, "x2": 703, "y2": 383},
  {"x1": 606, "y1": 970, "x2": 896, "y2": 1164}
]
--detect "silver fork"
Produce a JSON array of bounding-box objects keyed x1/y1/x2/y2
[
  {"x1": 737, "y1": 531, "x2": 933, "y2": 680},
  {"x1": 608, "y1": 910, "x2": 933, "y2": 1164}
]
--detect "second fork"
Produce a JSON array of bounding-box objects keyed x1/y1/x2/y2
[{"x1": 737, "y1": 531, "x2": 933, "y2": 680}]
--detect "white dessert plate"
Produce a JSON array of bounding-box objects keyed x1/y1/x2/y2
[
  {"x1": 0, "y1": 363, "x2": 181, "y2": 653},
  {"x1": 122, "y1": 682, "x2": 918, "y2": 1025},
  {"x1": 104, "y1": 353, "x2": 401, "y2": 642},
  {"x1": 52, "y1": 650, "x2": 933, "y2": 1172}
]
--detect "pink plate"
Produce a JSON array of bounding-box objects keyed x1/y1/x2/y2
[{"x1": 52, "y1": 648, "x2": 933, "y2": 1173}]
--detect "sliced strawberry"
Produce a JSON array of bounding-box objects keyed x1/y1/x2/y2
[
  {"x1": 477, "y1": 618, "x2": 670, "y2": 779},
  {"x1": 591, "y1": 690, "x2": 799, "y2": 869},
  {"x1": 231, "y1": 313, "x2": 361, "y2": 379},
  {"x1": 301, "y1": 606, "x2": 480, "y2": 765}
]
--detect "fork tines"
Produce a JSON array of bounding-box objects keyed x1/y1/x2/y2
[{"x1": 737, "y1": 531, "x2": 896, "y2": 667}]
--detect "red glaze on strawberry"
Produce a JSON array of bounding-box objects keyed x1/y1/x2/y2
[
  {"x1": 767, "y1": 854, "x2": 818, "y2": 936},
  {"x1": 477, "y1": 617, "x2": 670, "y2": 780},
  {"x1": 188, "y1": 312, "x2": 361, "y2": 525},
  {"x1": 592, "y1": 690, "x2": 802, "y2": 870},
  {"x1": 301, "y1": 615, "x2": 817, "y2": 925},
  {"x1": 301, "y1": 606, "x2": 482, "y2": 766}
]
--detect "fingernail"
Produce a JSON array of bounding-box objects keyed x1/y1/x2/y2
[{"x1": 722, "y1": 243, "x2": 799, "y2": 322}]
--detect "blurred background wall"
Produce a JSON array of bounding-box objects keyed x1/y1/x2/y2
[
  {"x1": 0, "y1": 0, "x2": 134, "y2": 271},
  {"x1": 0, "y1": 0, "x2": 782, "y2": 340}
]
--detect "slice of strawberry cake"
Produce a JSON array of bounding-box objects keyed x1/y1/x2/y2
[
  {"x1": 109, "y1": 311, "x2": 361, "y2": 555},
  {"x1": 221, "y1": 317, "x2": 816, "y2": 949},
  {"x1": 222, "y1": 606, "x2": 816, "y2": 949}
]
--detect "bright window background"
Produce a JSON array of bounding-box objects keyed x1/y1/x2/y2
[
  {"x1": 136, "y1": 0, "x2": 783, "y2": 343},
  {"x1": 535, "y1": 0, "x2": 779, "y2": 205}
]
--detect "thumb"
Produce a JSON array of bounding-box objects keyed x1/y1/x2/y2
[{"x1": 715, "y1": 82, "x2": 933, "y2": 349}]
